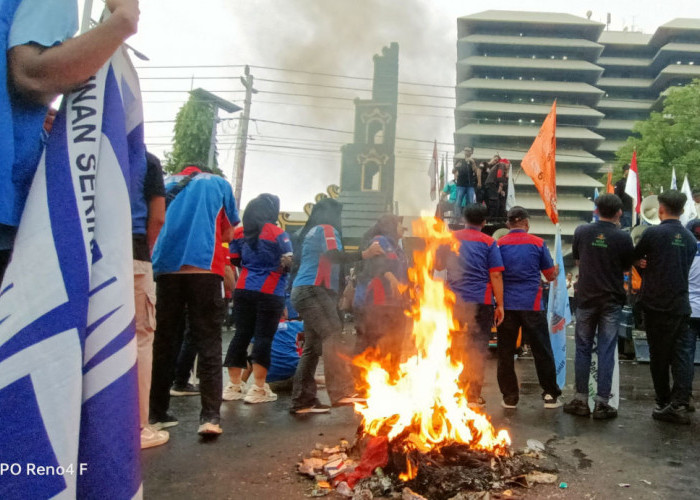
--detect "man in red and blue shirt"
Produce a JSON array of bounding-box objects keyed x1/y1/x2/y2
[
  {"x1": 150, "y1": 164, "x2": 239, "y2": 437},
  {"x1": 496, "y1": 207, "x2": 561, "y2": 409},
  {"x1": 442, "y1": 204, "x2": 504, "y2": 408}
]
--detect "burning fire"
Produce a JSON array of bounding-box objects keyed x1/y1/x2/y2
[{"x1": 354, "y1": 216, "x2": 510, "y2": 480}]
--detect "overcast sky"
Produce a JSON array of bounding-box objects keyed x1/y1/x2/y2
[{"x1": 86, "y1": 1, "x2": 700, "y2": 214}]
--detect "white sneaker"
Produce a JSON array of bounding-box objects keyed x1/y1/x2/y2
[
  {"x1": 222, "y1": 381, "x2": 246, "y2": 401},
  {"x1": 140, "y1": 426, "x2": 169, "y2": 449},
  {"x1": 197, "y1": 422, "x2": 223, "y2": 435},
  {"x1": 244, "y1": 383, "x2": 277, "y2": 404}
]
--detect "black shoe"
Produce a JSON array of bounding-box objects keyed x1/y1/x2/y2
[
  {"x1": 501, "y1": 396, "x2": 518, "y2": 409},
  {"x1": 170, "y1": 383, "x2": 200, "y2": 396},
  {"x1": 676, "y1": 403, "x2": 696, "y2": 413},
  {"x1": 592, "y1": 401, "x2": 618, "y2": 419},
  {"x1": 291, "y1": 403, "x2": 331, "y2": 414},
  {"x1": 652, "y1": 404, "x2": 691, "y2": 425},
  {"x1": 149, "y1": 413, "x2": 179, "y2": 430},
  {"x1": 563, "y1": 398, "x2": 591, "y2": 417},
  {"x1": 543, "y1": 394, "x2": 563, "y2": 409}
]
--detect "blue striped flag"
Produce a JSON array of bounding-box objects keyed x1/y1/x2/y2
[
  {"x1": 592, "y1": 188, "x2": 599, "y2": 222},
  {"x1": 0, "y1": 44, "x2": 142, "y2": 498},
  {"x1": 547, "y1": 226, "x2": 571, "y2": 390}
]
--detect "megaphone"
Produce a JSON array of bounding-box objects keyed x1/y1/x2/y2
[
  {"x1": 492, "y1": 227, "x2": 509, "y2": 240},
  {"x1": 630, "y1": 225, "x2": 648, "y2": 246},
  {"x1": 640, "y1": 195, "x2": 660, "y2": 225}
]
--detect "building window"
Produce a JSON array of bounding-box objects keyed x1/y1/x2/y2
[
  {"x1": 361, "y1": 161, "x2": 381, "y2": 191},
  {"x1": 366, "y1": 119, "x2": 385, "y2": 145}
]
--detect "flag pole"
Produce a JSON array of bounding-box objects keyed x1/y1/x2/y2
[{"x1": 81, "y1": 0, "x2": 94, "y2": 34}]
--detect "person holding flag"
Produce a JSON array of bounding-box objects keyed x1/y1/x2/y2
[
  {"x1": 565, "y1": 194, "x2": 634, "y2": 419},
  {"x1": 0, "y1": 0, "x2": 141, "y2": 282}
]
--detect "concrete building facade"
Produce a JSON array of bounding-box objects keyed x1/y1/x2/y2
[{"x1": 455, "y1": 11, "x2": 700, "y2": 241}]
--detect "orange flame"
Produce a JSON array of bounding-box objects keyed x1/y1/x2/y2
[{"x1": 354, "y1": 216, "x2": 510, "y2": 480}]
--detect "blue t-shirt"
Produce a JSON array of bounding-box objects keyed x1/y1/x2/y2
[
  {"x1": 354, "y1": 235, "x2": 408, "y2": 309},
  {"x1": 446, "y1": 226, "x2": 504, "y2": 305},
  {"x1": 152, "y1": 168, "x2": 240, "y2": 277},
  {"x1": 230, "y1": 223, "x2": 293, "y2": 297},
  {"x1": 266, "y1": 320, "x2": 303, "y2": 382},
  {"x1": 497, "y1": 229, "x2": 555, "y2": 311},
  {"x1": 0, "y1": 0, "x2": 78, "y2": 233},
  {"x1": 293, "y1": 224, "x2": 343, "y2": 290}
]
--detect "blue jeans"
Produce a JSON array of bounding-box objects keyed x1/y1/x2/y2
[
  {"x1": 574, "y1": 303, "x2": 622, "y2": 403},
  {"x1": 454, "y1": 186, "x2": 475, "y2": 217},
  {"x1": 620, "y1": 211, "x2": 632, "y2": 229}
]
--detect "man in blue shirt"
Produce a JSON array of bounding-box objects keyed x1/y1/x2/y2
[
  {"x1": 0, "y1": 0, "x2": 140, "y2": 282},
  {"x1": 496, "y1": 207, "x2": 561, "y2": 409},
  {"x1": 150, "y1": 165, "x2": 239, "y2": 436},
  {"x1": 441, "y1": 203, "x2": 504, "y2": 408}
]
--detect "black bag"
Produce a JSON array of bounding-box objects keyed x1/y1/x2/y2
[{"x1": 165, "y1": 172, "x2": 198, "y2": 209}]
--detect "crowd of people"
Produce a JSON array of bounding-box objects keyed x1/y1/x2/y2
[
  {"x1": 0, "y1": 2, "x2": 697, "y2": 465},
  {"x1": 440, "y1": 148, "x2": 511, "y2": 222}
]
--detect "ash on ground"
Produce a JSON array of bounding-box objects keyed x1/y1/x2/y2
[{"x1": 297, "y1": 435, "x2": 560, "y2": 500}]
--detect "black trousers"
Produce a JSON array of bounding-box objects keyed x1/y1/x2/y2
[
  {"x1": 224, "y1": 289, "x2": 285, "y2": 370},
  {"x1": 644, "y1": 308, "x2": 695, "y2": 407},
  {"x1": 497, "y1": 310, "x2": 561, "y2": 402},
  {"x1": 150, "y1": 273, "x2": 225, "y2": 423},
  {"x1": 173, "y1": 317, "x2": 198, "y2": 387}
]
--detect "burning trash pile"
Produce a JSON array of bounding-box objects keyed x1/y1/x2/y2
[{"x1": 296, "y1": 218, "x2": 560, "y2": 498}]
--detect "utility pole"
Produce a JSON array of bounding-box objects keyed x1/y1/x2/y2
[{"x1": 233, "y1": 66, "x2": 257, "y2": 208}]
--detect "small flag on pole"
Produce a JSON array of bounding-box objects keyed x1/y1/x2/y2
[
  {"x1": 429, "y1": 140, "x2": 438, "y2": 201},
  {"x1": 680, "y1": 174, "x2": 697, "y2": 225},
  {"x1": 606, "y1": 170, "x2": 614, "y2": 194},
  {"x1": 521, "y1": 101, "x2": 558, "y2": 224},
  {"x1": 624, "y1": 151, "x2": 641, "y2": 226},
  {"x1": 671, "y1": 167, "x2": 678, "y2": 191},
  {"x1": 505, "y1": 168, "x2": 517, "y2": 211}
]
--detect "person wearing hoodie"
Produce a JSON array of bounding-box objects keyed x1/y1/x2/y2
[
  {"x1": 222, "y1": 194, "x2": 293, "y2": 404},
  {"x1": 289, "y1": 198, "x2": 384, "y2": 414}
]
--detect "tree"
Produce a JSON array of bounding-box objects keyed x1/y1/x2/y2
[
  {"x1": 164, "y1": 94, "x2": 223, "y2": 175},
  {"x1": 614, "y1": 79, "x2": 700, "y2": 195}
]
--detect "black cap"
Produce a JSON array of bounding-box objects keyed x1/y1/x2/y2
[{"x1": 507, "y1": 206, "x2": 529, "y2": 222}]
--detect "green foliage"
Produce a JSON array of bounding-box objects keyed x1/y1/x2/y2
[
  {"x1": 614, "y1": 79, "x2": 700, "y2": 196},
  {"x1": 164, "y1": 95, "x2": 223, "y2": 176}
]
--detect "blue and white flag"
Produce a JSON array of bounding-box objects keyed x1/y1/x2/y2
[
  {"x1": 0, "y1": 43, "x2": 142, "y2": 498},
  {"x1": 547, "y1": 225, "x2": 571, "y2": 390},
  {"x1": 591, "y1": 188, "x2": 599, "y2": 222}
]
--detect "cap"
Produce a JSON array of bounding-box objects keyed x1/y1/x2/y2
[{"x1": 507, "y1": 206, "x2": 529, "y2": 222}]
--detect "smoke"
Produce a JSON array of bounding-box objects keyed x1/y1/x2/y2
[{"x1": 228, "y1": 0, "x2": 458, "y2": 214}]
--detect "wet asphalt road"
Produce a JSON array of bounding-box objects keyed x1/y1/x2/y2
[{"x1": 142, "y1": 326, "x2": 700, "y2": 500}]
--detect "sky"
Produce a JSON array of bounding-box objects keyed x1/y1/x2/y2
[{"x1": 84, "y1": 0, "x2": 700, "y2": 214}]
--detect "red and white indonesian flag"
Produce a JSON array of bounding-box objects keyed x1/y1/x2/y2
[{"x1": 624, "y1": 151, "x2": 641, "y2": 225}]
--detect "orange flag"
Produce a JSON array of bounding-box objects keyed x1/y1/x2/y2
[
  {"x1": 521, "y1": 101, "x2": 558, "y2": 224},
  {"x1": 606, "y1": 171, "x2": 614, "y2": 194}
]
